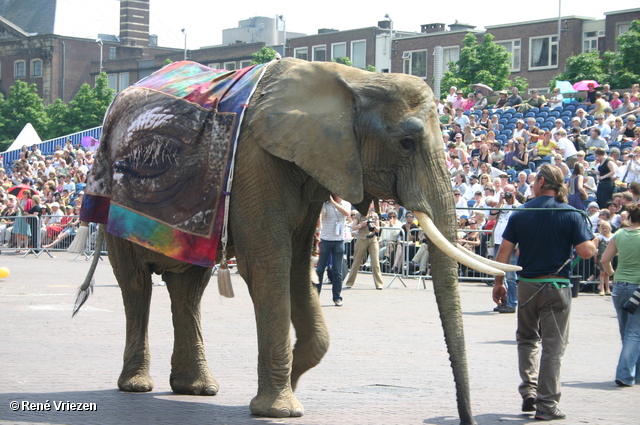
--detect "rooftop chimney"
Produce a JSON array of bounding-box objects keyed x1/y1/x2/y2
[
  {"x1": 120, "y1": 0, "x2": 150, "y2": 47},
  {"x1": 420, "y1": 23, "x2": 446, "y2": 34}
]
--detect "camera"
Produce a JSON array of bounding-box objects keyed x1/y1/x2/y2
[
  {"x1": 366, "y1": 219, "x2": 376, "y2": 232},
  {"x1": 623, "y1": 288, "x2": 640, "y2": 315},
  {"x1": 504, "y1": 192, "x2": 513, "y2": 199}
]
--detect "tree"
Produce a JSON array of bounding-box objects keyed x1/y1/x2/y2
[
  {"x1": 612, "y1": 19, "x2": 640, "y2": 87},
  {"x1": 46, "y1": 72, "x2": 114, "y2": 138},
  {"x1": 441, "y1": 33, "x2": 526, "y2": 97},
  {"x1": 0, "y1": 80, "x2": 49, "y2": 147},
  {"x1": 44, "y1": 99, "x2": 70, "y2": 140},
  {"x1": 331, "y1": 57, "x2": 353, "y2": 67},
  {"x1": 251, "y1": 46, "x2": 278, "y2": 64},
  {"x1": 548, "y1": 51, "x2": 608, "y2": 89}
]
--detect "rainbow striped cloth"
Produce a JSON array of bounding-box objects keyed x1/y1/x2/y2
[{"x1": 80, "y1": 61, "x2": 268, "y2": 268}]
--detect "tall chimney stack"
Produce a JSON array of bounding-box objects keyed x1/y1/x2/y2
[{"x1": 120, "y1": 0, "x2": 150, "y2": 47}]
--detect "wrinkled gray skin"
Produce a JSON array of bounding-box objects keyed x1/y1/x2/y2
[{"x1": 89, "y1": 58, "x2": 476, "y2": 425}]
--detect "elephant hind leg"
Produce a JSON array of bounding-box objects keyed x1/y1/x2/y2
[
  {"x1": 290, "y1": 226, "x2": 330, "y2": 391},
  {"x1": 164, "y1": 267, "x2": 218, "y2": 396},
  {"x1": 106, "y1": 235, "x2": 155, "y2": 393},
  {"x1": 290, "y1": 281, "x2": 329, "y2": 391}
]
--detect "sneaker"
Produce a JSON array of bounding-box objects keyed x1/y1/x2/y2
[
  {"x1": 534, "y1": 408, "x2": 566, "y2": 421},
  {"x1": 498, "y1": 306, "x2": 516, "y2": 314},
  {"x1": 493, "y1": 306, "x2": 501, "y2": 312},
  {"x1": 522, "y1": 396, "x2": 536, "y2": 412},
  {"x1": 334, "y1": 300, "x2": 343, "y2": 306},
  {"x1": 615, "y1": 379, "x2": 633, "y2": 387}
]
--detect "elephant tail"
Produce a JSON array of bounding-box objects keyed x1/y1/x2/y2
[{"x1": 72, "y1": 226, "x2": 105, "y2": 317}]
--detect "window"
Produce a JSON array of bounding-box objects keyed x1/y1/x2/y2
[
  {"x1": 529, "y1": 35, "x2": 558, "y2": 70},
  {"x1": 14, "y1": 60, "x2": 26, "y2": 78},
  {"x1": 107, "y1": 74, "x2": 117, "y2": 91},
  {"x1": 30, "y1": 59, "x2": 43, "y2": 77},
  {"x1": 207, "y1": 63, "x2": 220, "y2": 69},
  {"x1": 239, "y1": 60, "x2": 252, "y2": 68},
  {"x1": 109, "y1": 47, "x2": 117, "y2": 60},
  {"x1": 312, "y1": 45, "x2": 326, "y2": 62},
  {"x1": 496, "y1": 39, "x2": 521, "y2": 71},
  {"x1": 224, "y1": 61, "x2": 237, "y2": 71},
  {"x1": 105, "y1": 73, "x2": 131, "y2": 92},
  {"x1": 402, "y1": 50, "x2": 427, "y2": 79},
  {"x1": 119, "y1": 73, "x2": 129, "y2": 91},
  {"x1": 616, "y1": 23, "x2": 630, "y2": 51},
  {"x1": 618, "y1": 23, "x2": 630, "y2": 36},
  {"x1": 582, "y1": 31, "x2": 604, "y2": 53},
  {"x1": 351, "y1": 40, "x2": 366, "y2": 69},
  {"x1": 442, "y1": 46, "x2": 459, "y2": 73},
  {"x1": 331, "y1": 42, "x2": 346, "y2": 60},
  {"x1": 293, "y1": 47, "x2": 308, "y2": 61}
]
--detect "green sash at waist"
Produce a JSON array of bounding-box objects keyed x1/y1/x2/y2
[{"x1": 518, "y1": 276, "x2": 571, "y2": 289}]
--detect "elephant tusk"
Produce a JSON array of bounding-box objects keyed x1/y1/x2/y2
[
  {"x1": 455, "y1": 243, "x2": 522, "y2": 272},
  {"x1": 413, "y1": 212, "x2": 505, "y2": 277}
]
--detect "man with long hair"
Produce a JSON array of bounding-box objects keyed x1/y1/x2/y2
[{"x1": 492, "y1": 164, "x2": 596, "y2": 421}]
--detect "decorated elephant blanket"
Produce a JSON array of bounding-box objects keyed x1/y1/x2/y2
[{"x1": 80, "y1": 61, "x2": 269, "y2": 268}]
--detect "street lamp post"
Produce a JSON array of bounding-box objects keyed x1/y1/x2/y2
[
  {"x1": 96, "y1": 38, "x2": 103, "y2": 73},
  {"x1": 384, "y1": 14, "x2": 393, "y2": 73},
  {"x1": 278, "y1": 15, "x2": 286, "y2": 57},
  {"x1": 181, "y1": 28, "x2": 187, "y2": 60}
]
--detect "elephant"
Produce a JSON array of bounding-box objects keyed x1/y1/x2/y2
[{"x1": 75, "y1": 57, "x2": 516, "y2": 425}]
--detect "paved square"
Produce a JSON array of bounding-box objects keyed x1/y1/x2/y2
[{"x1": 0, "y1": 252, "x2": 636, "y2": 424}]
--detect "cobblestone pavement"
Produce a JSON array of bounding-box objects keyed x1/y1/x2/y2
[{"x1": 0, "y1": 251, "x2": 636, "y2": 425}]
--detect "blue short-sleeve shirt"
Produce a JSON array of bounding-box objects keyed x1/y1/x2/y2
[{"x1": 502, "y1": 196, "x2": 594, "y2": 278}]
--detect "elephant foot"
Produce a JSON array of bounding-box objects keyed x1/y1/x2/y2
[
  {"x1": 250, "y1": 390, "x2": 304, "y2": 417},
  {"x1": 170, "y1": 371, "x2": 219, "y2": 396},
  {"x1": 118, "y1": 370, "x2": 154, "y2": 392}
]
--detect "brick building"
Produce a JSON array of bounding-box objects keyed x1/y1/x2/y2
[{"x1": 0, "y1": 0, "x2": 179, "y2": 103}]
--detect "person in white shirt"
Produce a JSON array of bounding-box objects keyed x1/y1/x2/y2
[
  {"x1": 315, "y1": 195, "x2": 350, "y2": 306},
  {"x1": 464, "y1": 175, "x2": 483, "y2": 200},
  {"x1": 446, "y1": 86, "x2": 458, "y2": 104},
  {"x1": 547, "y1": 87, "x2": 564, "y2": 110},
  {"x1": 554, "y1": 129, "x2": 578, "y2": 169},
  {"x1": 594, "y1": 114, "x2": 612, "y2": 141}
]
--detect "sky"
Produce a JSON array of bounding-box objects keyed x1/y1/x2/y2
[{"x1": 146, "y1": 0, "x2": 640, "y2": 49}]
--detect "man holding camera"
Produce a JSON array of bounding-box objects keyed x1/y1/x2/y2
[
  {"x1": 316, "y1": 195, "x2": 351, "y2": 306},
  {"x1": 492, "y1": 184, "x2": 519, "y2": 313},
  {"x1": 492, "y1": 164, "x2": 596, "y2": 421},
  {"x1": 344, "y1": 208, "x2": 384, "y2": 289}
]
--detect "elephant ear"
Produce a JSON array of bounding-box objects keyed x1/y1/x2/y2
[{"x1": 247, "y1": 59, "x2": 364, "y2": 204}]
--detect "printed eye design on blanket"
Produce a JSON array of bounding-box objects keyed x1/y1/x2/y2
[{"x1": 107, "y1": 90, "x2": 235, "y2": 236}]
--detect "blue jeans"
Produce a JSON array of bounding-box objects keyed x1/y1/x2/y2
[
  {"x1": 612, "y1": 282, "x2": 640, "y2": 386},
  {"x1": 316, "y1": 240, "x2": 344, "y2": 302}
]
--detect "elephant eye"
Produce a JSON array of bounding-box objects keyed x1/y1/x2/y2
[{"x1": 400, "y1": 137, "x2": 416, "y2": 154}]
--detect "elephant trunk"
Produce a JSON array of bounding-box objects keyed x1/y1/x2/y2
[{"x1": 419, "y1": 138, "x2": 477, "y2": 425}]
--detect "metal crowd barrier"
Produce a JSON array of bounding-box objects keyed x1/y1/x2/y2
[
  {"x1": 341, "y1": 206, "x2": 607, "y2": 291},
  {"x1": 3, "y1": 208, "x2": 610, "y2": 293},
  {"x1": 0, "y1": 215, "x2": 106, "y2": 259}
]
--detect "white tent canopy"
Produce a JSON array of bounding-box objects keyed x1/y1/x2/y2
[{"x1": 3, "y1": 123, "x2": 42, "y2": 153}]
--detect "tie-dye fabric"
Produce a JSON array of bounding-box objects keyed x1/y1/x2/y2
[{"x1": 80, "y1": 61, "x2": 268, "y2": 268}]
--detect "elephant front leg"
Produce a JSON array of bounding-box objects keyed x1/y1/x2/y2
[
  {"x1": 164, "y1": 268, "x2": 218, "y2": 395},
  {"x1": 246, "y1": 272, "x2": 303, "y2": 417},
  {"x1": 117, "y1": 273, "x2": 154, "y2": 392}
]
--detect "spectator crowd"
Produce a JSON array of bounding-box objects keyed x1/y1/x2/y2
[{"x1": 0, "y1": 139, "x2": 91, "y2": 250}]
